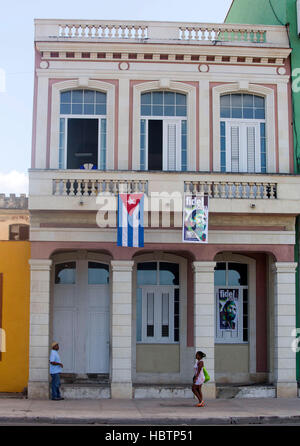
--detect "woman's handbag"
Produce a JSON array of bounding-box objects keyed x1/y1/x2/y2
[{"x1": 203, "y1": 367, "x2": 210, "y2": 383}]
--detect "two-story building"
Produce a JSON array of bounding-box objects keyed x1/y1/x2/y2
[{"x1": 28, "y1": 18, "x2": 300, "y2": 399}]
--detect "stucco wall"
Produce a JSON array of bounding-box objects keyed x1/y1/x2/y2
[
  {"x1": 0, "y1": 242, "x2": 30, "y2": 392},
  {"x1": 136, "y1": 344, "x2": 180, "y2": 373}
]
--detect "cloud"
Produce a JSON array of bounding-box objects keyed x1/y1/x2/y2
[{"x1": 0, "y1": 170, "x2": 28, "y2": 195}]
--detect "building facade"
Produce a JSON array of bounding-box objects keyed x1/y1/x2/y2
[
  {"x1": 0, "y1": 195, "x2": 30, "y2": 393},
  {"x1": 28, "y1": 19, "x2": 300, "y2": 399}
]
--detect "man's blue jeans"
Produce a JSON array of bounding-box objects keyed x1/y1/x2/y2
[{"x1": 50, "y1": 373, "x2": 61, "y2": 399}]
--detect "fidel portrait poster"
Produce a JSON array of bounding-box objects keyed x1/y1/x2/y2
[{"x1": 182, "y1": 194, "x2": 209, "y2": 243}]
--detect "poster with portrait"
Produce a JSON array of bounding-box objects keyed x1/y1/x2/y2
[
  {"x1": 218, "y1": 289, "x2": 239, "y2": 331},
  {"x1": 182, "y1": 194, "x2": 209, "y2": 243}
]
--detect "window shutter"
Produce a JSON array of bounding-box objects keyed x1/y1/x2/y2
[
  {"x1": 247, "y1": 126, "x2": 256, "y2": 173},
  {"x1": 230, "y1": 126, "x2": 240, "y2": 172},
  {"x1": 167, "y1": 123, "x2": 177, "y2": 170}
]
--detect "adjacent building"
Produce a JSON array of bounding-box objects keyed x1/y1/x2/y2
[
  {"x1": 0, "y1": 194, "x2": 30, "y2": 393},
  {"x1": 28, "y1": 18, "x2": 300, "y2": 399}
]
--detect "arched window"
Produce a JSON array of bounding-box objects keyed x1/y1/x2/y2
[
  {"x1": 59, "y1": 89, "x2": 107, "y2": 170},
  {"x1": 220, "y1": 93, "x2": 266, "y2": 173},
  {"x1": 140, "y1": 91, "x2": 187, "y2": 171}
]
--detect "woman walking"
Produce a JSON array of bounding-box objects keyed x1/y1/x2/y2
[{"x1": 192, "y1": 351, "x2": 206, "y2": 407}]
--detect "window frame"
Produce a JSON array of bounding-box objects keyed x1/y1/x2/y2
[
  {"x1": 214, "y1": 261, "x2": 249, "y2": 345},
  {"x1": 212, "y1": 83, "x2": 276, "y2": 173},
  {"x1": 136, "y1": 261, "x2": 180, "y2": 344},
  {"x1": 220, "y1": 93, "x2": 266, "y2": 173},
  {"x1": 59, "y1": 89, "x2": 107, "y2": 170},
  {"x1": 50, "y1": 80, "x2": 115, "y2": 170},
  {"x1": 132, "y1": 81, "x2": 196, "y2": 171}
]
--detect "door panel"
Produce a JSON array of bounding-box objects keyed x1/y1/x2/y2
[{"x1": 53, "y1": 261, "x2": 110, "y2": 374}]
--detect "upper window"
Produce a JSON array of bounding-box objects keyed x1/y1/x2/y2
[
  {"x1": 9, "y1": 224, "x2": 29, "y2": 241},
  {"x1": 140, "y1": 91, "x2": 187, "y2": 171},
  {"x1": 59, "y1": 89, "x2": 107, "y2": 170},
  {"x1": 220, "y1": 93, "x2": 266, "y2": 173}
]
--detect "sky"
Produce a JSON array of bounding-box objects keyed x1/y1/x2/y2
[{"x1": 0, "y1": 0, "x2": 232, "y2": 195}]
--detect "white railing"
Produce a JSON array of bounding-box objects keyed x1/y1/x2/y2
[
  {"x1": 58, "y1": 22, "x2": 148, "y2": 40},
  {"x1": 53, "y1": 178, "x2": 148, "y2": 196},
  {"x1": 35, "y1": 20, "x2": 289, "y2": 46},
  {"x1": 184, "y1": 180, "x2": 277, "y2": 199}
]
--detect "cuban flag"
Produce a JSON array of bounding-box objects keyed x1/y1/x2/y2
[{"x1": 117, "y1": 193, "x2": 144, "y2": 247}]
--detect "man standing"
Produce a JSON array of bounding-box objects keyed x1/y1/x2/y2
[{"x1": 49, "y1": 342, "x2": 64, "y2": 401}]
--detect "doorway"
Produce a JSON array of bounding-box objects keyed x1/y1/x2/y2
[{"x1": 52, "y1": 259, "x2": 110, "y2": 374}]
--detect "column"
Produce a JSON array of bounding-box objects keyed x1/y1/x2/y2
[
  {"x1": 273, "y1": 262, "x2": 298, "y2": 398},
  {"x1": 111, "y1": 260, "x2": 134, "y2": 398},
  {"x1": 28, "y1": 259, "x2": 52, "y2": 399},
  {"x1": 193, "y1": 261, "x2": 216, "y2": 399}
]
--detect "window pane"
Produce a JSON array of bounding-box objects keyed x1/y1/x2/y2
[
  {"x1": 243, "y1": 94, "x2": 254, "y2": 107},
  {"x1": 153, "y1": 105, "x2": 164, "y2": 116},
  {"x1": 220, "y1": 107, "x2": 230, "y2": 118},
  {"x1": 152, "y1": 91, "x2": 163, "y2": 105},
  {"x1": 232, "y1": 108, "x2": 242, "y2": 118},
  {"x1": 141, "y1": 105, "x2": 151, "y2": 116},
  {"x1": 164, "y1": 92, "x2": 175, "y2": 105},
  {"x1": 136, "y1": 288, "x2": 142, "y2": 342},
  {"x1": 214, "y1": 263, "x2": 226, "y2": 286},
  {"x1": 164, "y1": 105, "x2": 175, "y2": 116},
  {"x1": 96, "y1": 104, "x2": 106, "y2": 115},
  {"x1": 162, "y1": 293, "x2": 169, "y2": 337},
  {"x1": 71, "y1": 103, "x2": 83, "y2": 114},
  {"x1": 231, "y1": 94, "x2": 242, "y2": 107},
  {"x1": 96, "y1": 91, "x2": 106, "y2": 103},
  {"x1": 255, "y1": 108, "x2": 265, "y2": 119},
  {"x1": 243, "y1": 107, "x2": 254, "y2": 119},
  {"x1": 176, "y1": 105, "x2": 187, "y2": 116},
  {"x1": 176, "y1": 93, "x2": 186, "y2": 105},
  {"x1": 159, "y1": 262, "x2": 179, "y2": 285},
  {"x1": 72, "y1": 90, "x2": 83, "y2": 103},
  {"x1": 84, "y1": 90, "x2": 95, "y2": 103},
  {"x1": 228, "y1": 263, "x2": 248, "y2": 286},
  {"x1": 220, "y1": 95, "x2": 230, "y2": 107},
  {"x1": 88, "y1": 262, "x2": 109, "y2": 284},
  {"x1": 84, "y1": 104, "x2": 95, "y2": 115},
  {"x1": 60, "y1": 103, "x2": 71, "y2": 114},
  {"x1": 55, "y1": 262, "x2": 76, "y2": 284},
  {"x1": 147, "y1": 292, "x2": 154, "y2": 337},
  {"x1": 254, "y1": 96, "x2": 265, "y2": 108},
  {"x1": 174, "y1": 288, "x2": 180, "y2": 342},
  {"x1": 137, "y1": 262, "x2": 157, "y2": 285},
  {"x1": 61, "y1": 91, "x2": 71, "y2": 103},
  {"x1": 141, "y1": 92, "x2": 151, "y2": 105}
]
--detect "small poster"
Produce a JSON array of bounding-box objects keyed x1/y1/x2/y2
[
  {"x1": 218, "y1": 289, "x2": 239, "y2": 331},
  {"x1": 182, "y1": 194, "x2": 208, "y2": 243}
]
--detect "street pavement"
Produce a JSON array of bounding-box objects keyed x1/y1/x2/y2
[{"x1": 0, "y1": 396, "x2": 300, "y2": 425}]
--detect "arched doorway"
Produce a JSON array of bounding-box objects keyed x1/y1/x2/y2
[{"x1": 51, "y1": 252, "x2": 110, "y2": 375}]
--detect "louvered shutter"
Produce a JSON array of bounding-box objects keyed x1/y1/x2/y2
[
  {"x1": 230, "y1": 126, "x2": 240, "y2": 172},
  {"x1": 246, "y1": 126, "x2": 256, "y2": 172}
]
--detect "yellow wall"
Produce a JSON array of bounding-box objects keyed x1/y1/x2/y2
[{"x1": 0, "y1": 242, "x2": 30, "y2": 392}]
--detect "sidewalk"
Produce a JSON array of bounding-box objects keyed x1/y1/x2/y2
[{"x1": 0, "y1": 397, "x2": 300, "y2": 425}]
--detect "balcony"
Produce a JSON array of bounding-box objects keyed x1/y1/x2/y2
[
  {"x1": 29, "y1": 169, "x2": 300, "y2": 215},
  {"x1": 34, "y1": 19, "x2": 289, "y2": 48}
]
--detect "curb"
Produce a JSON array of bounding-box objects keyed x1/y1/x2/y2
[{"x1": 1, "y1": 415, "x2": 300, "y2": 425}]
